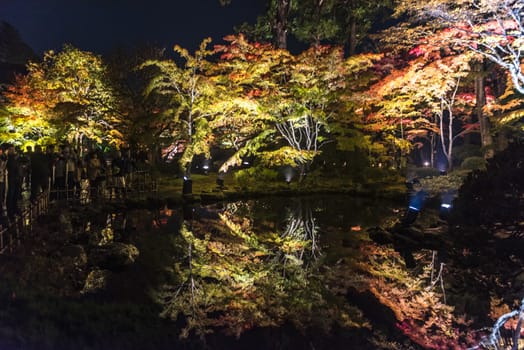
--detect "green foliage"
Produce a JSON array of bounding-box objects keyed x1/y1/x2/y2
[
  {"x1": 418, "y1": 172, "x2": 466, "y2": 196},
  {"x1": 460, "y1": 156, "x2": 486, "y2": 171},
  {"x1": 234, "y1": 167, "x2": 279, "y2": 189},
  {"x1": 141, "y1": 38, "x2": 217, "y2": 176},
  {"x1": 2, "y1": 45, "x2": 120, "y2": 147}
]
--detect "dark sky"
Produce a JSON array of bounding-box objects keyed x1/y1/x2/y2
[{"x1": 2, "y1": 0, "x2": 265, "y2": 55}]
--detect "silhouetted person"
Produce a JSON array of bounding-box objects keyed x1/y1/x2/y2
[
  {"x1": 87, "y1": 152, "x2": 103, "y2": 199},
  {"x1": 29, "y1": 145, "x2": 50, "y2": 201}
]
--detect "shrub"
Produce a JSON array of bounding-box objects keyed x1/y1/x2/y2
[
  {"x1": 460, "y1": 156, "x2": 486, "y2": 171},
  {"x1": 234, "y1": 167, "x2": 279, "y2": 189},
  {"x1": 413, "y1": 167, "x2": 442, "y2": 178}
]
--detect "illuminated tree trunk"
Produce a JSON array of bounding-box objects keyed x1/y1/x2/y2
[
  {"x1": 437, "y1": 77, "x2": 461, "y2": 171},
  {"x1": 430, "y1": 131, "x2": 436, "y2": 168},
  {"x1": 276, "y1": 114, "x2": 323, "y2": 183}
]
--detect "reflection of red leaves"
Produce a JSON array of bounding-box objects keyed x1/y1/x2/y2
[
  {"x1": 409, "y1": 46, "x2": 426, "y2": 57},
  {"x1": 396, "y1": 319, "x2": 468, "y2": 349},
  {"x1": 247, "y1": 89, "x2": 263, "y2": 98}
]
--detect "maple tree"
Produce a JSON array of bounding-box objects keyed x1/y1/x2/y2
[
  {"x1": 270, "y1": 45, "x2": 348, "y2": 180},
  {"x1": 367, "y1": 53, "x2": 481, "y2": 170},
  {"x1": 2, "y1": 73, "x2": 57, "y2": 146},
  {"x1": 142, "y1": 39, "x2": 218, "y2": 180},
  {"x1": 210, "y1": 35, "x2": 286, "y2": 173},
  {"x1": 3, "y1": 45, "x2": 122, "y2": 148},
  {"x1": 39, "y1": 45, "x2": 121, "y2": 147},
  {"x1": 397, "y1": 0, "x2": 524, "y2": 95}
]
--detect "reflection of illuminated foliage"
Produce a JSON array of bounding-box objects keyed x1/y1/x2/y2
[
  {"x1": 156, "y1": 207, "x2": 366, "y2": 339},
  {"x1": 281, "y1": 199, "x2": 320, "y2": 262},
  {"x1": 326, "y1": 242, "x2": 477, "y2": 348}
]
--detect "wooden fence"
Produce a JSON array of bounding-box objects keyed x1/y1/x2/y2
[
  {"x1": 0, "y1": 191, "x2": 49, "y2": 254},
  {"x1": 0, "y1": 170, "x2": 157, "y2": 255}
]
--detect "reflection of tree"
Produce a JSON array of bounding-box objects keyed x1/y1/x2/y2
[
  {"x1": 155, "y1": 204, "x2": 363, "y2": 340},
  {"x1": 281, "y1": 198, "x2": 321, "y2": 263},
  {"x1": 326, "y1": 242, "x2": 477, "y2": 349}
]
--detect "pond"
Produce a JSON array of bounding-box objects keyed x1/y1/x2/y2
[{"x1": 0, "y1": 194, "x2": 473, "y2": 349}]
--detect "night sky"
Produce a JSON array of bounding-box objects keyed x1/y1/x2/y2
[{"x1": 2, "y1": 0, "x2": 265, "y2": 55}]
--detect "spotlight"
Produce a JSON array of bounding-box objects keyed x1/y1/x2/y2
[{"x1": 439, "y1": 190, "x2": 456, "y2": 220}]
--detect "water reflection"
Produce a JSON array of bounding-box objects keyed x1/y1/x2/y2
[
  {"x1": 281, "y1": 198, "x2": 320, "y2": 262},
  {"x1": 4, "y1": 195, "x2": 476, "y2": 349},
  {"x1": 157, "y1": 197, "x2": 333, "y2": 339}
]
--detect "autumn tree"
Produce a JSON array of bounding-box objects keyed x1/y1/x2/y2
[
  {"x1": 142, "y1": 39, "x2": 218, "y2": 188},
  {"x1": 215, "y1": 40, "x2": 349, "y2": 180},
  {"x1": 397, "y1": 0, "x2": 524, "y2": 95},
  {"x1": 42, "y1": 46, "x2": 121, "y2": 148},
  {"x1": 212, "y1": 35, "x2": 299, "y2": 175},
  {"x1": 269, "y1": 45, "x2": 348, "y2": 181},
  {"x1": 4, "y1": 45, "x2": 122, "y2": 149},
  {"x1": 393, "y1": 0, "x2": 524, "y2": 157},
  {"x1": 2, "y1": 73, "x2": 57, "y2": 146},
  {"x1": 366, "y1": 50, "x2": 478, "y2": 170}
]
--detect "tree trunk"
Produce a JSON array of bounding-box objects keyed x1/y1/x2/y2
[
  {"x1": 274, "y1": 0, "x2": 291, "y2": 49},
  {"x1": 348, "y1": 16, "x2": 357, "y2": 56},
  {"x1": 298, "y1": 163, "x2": 307, "y2": 183},
  {"x1": 474, "y1": 62, "x2": 494, "y2": 159},
  {"x1": 430, "y1": 132, "x2": 435, "y2": 168}
]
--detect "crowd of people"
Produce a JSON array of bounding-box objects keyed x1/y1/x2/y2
[{"x1": 0, "y1": 144, "x2": 142, "y2": 220}]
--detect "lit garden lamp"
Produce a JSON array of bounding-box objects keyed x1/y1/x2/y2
[
  {"x1": 401, "y1": 180, "x2": 427, "y2": 226},
  {"x1": 283, "y1": 166, "x2": 294, "y2": 186},
  {"x1": 438, "y1": 163, "x2": 448, "y2": 176},
  {"x1": 202, "y1": 159, "x2": 211, "y2": 175}
]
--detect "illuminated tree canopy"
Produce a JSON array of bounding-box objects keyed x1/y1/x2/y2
[
  {"x1": 1, "y1": 0, "x2": 523, "y2": 175},
  {"x1": 3, "y1": 45, "x2": 121, "y2": 147}
]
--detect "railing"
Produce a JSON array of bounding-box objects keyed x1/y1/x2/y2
[
  {"x1": 0, "y1": 191, "x2": 49, "y2": 254},
  {"x1": 0, "y1": 170, "x2": 157, "y2": 255},
  {"x1": 48, "y1": 169, "x2": 158, "y2": 203}
]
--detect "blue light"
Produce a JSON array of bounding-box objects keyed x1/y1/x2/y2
[
  {"x1": 408, "y1": 206, "x2": 420, "y2": 211},
  {"x1": 441, "y1": 203, "x2": 452, "y2": 209}
]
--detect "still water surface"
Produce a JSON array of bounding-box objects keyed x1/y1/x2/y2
[{"x1": 6, "y1": 195, "x2": 437, "y2": 350}]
